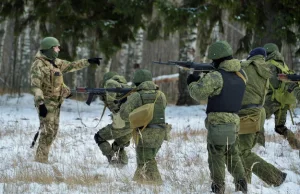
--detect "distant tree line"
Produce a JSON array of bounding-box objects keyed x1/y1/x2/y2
[{"x1": 0, "y1": 0, "x2": 299, "y2": 105}]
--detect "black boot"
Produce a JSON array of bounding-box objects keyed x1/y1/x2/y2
[
  {"x1": 274, "y1": 172, "x2": 287, "y2": 187},
  {"x1": 235, "y1": 179, "x2": 247, "y2": 193},
  {"x1": 211, "y1": 182, "x2": 225, "y2": 194},
  {"x1": 275, "y1": 125, "x2": 288, "y2": 135}
]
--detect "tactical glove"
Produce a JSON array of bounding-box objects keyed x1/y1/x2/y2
[
  {"x1": 287, "y1": 82, "x2": 298, "y2": 93},
  {"x1": 88, "y1": 57, "x2": 102, "y2": 65},
  {"x1": 187, "y1": 74, "x2": 200, "y2": 85},
  {"x1": 39, "y1": 103, "x2": 48, "y2": 117},
  {"x1": 275, "y1": 125, "x2": 288, "y2": 135}
]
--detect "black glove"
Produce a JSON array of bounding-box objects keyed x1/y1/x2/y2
[
  {"x1": 287, "y1": 82, "x2": 298, "y2": 93},
  {"x1": 187, "y1": 74, "x2": 200, "y2": 85},
  {"x1": 39, "y1": 104, "x2": 48, "y2": 117},
  {"x1": 275, "y1": 125, "x2": 288, "y2": 135},
  {"x1": 88, "y1": 57, "x2": 102, "y2": 65},
  {"x1": 113, "y1": 97, "x2": 127, "y2": 105}
]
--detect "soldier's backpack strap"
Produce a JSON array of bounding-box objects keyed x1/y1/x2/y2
[{"x1": 235, "y1": 70, "x2": 247, "y2": 84}]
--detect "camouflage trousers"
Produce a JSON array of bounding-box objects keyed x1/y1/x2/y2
[
  {"x1": 238, "y1": 133, "x2": 284, "y2": 185},
  {"x1": 207, "y1": 141, "x2": 246, "y2": 186},
  {"x1": 35, "y1": 103, "x2": 60, "y2": 163},
  {"x1": 133, "y1": 125, "x2": 166, "y2": 185},
  {"x1": 94, "y1": 119, "x2": 132, "y2": 164}
]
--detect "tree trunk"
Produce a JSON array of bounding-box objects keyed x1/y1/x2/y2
[{"x1": 176, "y1": 27, "x2": 198, "y2": 106}]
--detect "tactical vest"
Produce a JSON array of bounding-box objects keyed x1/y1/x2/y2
[
  {"x1": 206, "y1": 69, "x2": 246, "y2": 114},
  {"x1": 36, "y1": 57, "x2": 65, "y2": 99},
  {"x1": 269, "y1": 60, "x2": 296, "y2": 107},
  {"x1": 139, "y1": 90, "x2": 165, "y2": 124}
]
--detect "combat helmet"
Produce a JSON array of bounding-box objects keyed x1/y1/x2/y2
[
  {"x1": 263, "y1": 43, "x2": 279, "y2": 54},
  {"x1": 133, "y1": 69, "x2": 152, "y2": 85},
  {"x1": 207, "y1": 41, "x2": 233, "y2": 60},
  {"x1": 40, "y1": 37, "x2": 60, "y2": 50},
  {"x1": 103, "y1": 71, "x2": 118, "y2": 85}
]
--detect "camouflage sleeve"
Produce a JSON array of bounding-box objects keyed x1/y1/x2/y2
[
  {"x1": 56, "y1": 58, "x2": 90, "y2": 74},
  {"x1": 268, "y1": 63, "x2": 280, "y2": 89},
  {"x1": 160, "y1": 91, "x2": 167, "y2": 107},
  {"x1": 188, "y1": 71, "x2": 223, "y2": 102},
  {"x1": 104, "y1": 80, "x2": 120, "y2": 112},
  {"x1": 30, "y1": 60, "x2": 44, "y2": 104},
  {"x1": 120, "y1": 92, "x2": 142, "y2": 121}
]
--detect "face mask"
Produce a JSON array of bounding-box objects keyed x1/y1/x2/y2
[{"x1": 41, "y1": 48, "x2": 59, "y2": 60}]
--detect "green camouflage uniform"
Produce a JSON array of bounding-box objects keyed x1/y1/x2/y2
[
  {"x1": 120, "y1": 81, "x2": 168, "y2": 185},
  {"x1": 259, "y1": 50, "x2": 300, "y2": 148},
  {"x1": 94, "y1": 75, "x2": 133, "y2": 164},
  {"x1": 238, "y1": 54, "x2": 286, "y2": 186},
  {"x1": 188, "y1": 59, "x2": 246, "y2": 190},
  {"x1": 31, "y1": 51, "x2": 90, "y2": 163}
]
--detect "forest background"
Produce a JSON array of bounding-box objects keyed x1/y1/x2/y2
[{"x1": 0, "y1": 0, "x2": 300, "y2": 105}]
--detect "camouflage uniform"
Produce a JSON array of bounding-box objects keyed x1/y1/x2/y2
[
  {"x1": 258, "y1": 43, "x2": 300, "y2": 149},
  {"x1": 31, "y1": 51, "x2": 90, "y2": 163},
  {"x1": 94, "y1": 74, "x2": 133, "y2": 164},
  {"x1": 120, "y1": 69, "x2": 168, "y2": 185},
  {"x1": 238, "y1": 49, "x2": 286, "y2": 186},
  {"x1": 188, "y1": 41, "x2": 247, "y2": 194}
]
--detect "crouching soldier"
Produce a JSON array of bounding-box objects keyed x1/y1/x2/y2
[
  {"x1": 120, "y1": 69, "x2": 171, "y2": 185},
  {"x1": 94, "y1": 72, "x2": 133, "y2": 165}
]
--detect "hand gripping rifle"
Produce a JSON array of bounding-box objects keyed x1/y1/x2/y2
[
  {"x1": 72, "y1": 87, "x2": 134, "y2": 105},
  {"x1": 277, "y1": 74, "x2": 300, "y2": 82},
  {"x1": 152, "y1": 60, "x2": 215, "y2": 73}
]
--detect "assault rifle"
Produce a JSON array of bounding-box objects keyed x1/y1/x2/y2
[
  {"x1": 277, "y1": 74, "x2": 300, "y2": 82},
  {"x1": 72, "y1": 87, "x2": 134, "y2": 105},
  {"x1": 152, "y1": 60, "x2": 215, "y2": 72}
]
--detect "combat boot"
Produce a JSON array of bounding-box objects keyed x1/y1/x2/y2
[
  {"x1": 274, "y1": 172, "x2": 287, "y2": 187},
  {"x1": 235, "y1": 179, "x2": 247, "y2": 194},
  {"x1": 117, "y1": 148, "x2": 128, "y2": 164},
  {"x1": 275, "y1": 125, "x2": 288, "y2": 135},
  {"x1": 211, "y1": 182, "x2": 225, "y2": 194}
]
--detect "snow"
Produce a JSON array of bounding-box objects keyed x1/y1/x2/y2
[{"x1": 1, "y1": 93, "x2": 300, "y2": 194}]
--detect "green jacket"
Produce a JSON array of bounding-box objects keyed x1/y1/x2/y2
[
  {"x1": 241, "y1": 55, "x2": 272, "y2": 106},
  {"x1": 188, "y1": 59, "x2": 243, "y2": 125},
  {"x1": 120, "y1": 81, "x2": 167, "y2": 122}
]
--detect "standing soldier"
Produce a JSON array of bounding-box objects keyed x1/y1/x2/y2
[
  {"x1": 94, "y1": 72, "x2": 133, "y2": 164},
  {"x1": 187, "y1": 41, "x2": 247, "y2": 194},
  {"x1": 258, "y1": 43, "x2": 300, "y2": 149},
  {"x1": 120, "y1": 69, "x2": 170, "y2": 185},
  {"x1": 238, "y1": 47, "x2": 287, "y2": 186},
  {"x1": 30, "y1": 36, "x2": 101, "y2": 163}
]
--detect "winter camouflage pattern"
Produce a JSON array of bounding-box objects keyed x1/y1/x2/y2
[
  {"x1": 188, "y1": 59, "x2": 246, "y2": 188},
  {"x1": 94, "y1": 75, "x2": 133, "y2": 164},
  {"x1": 31, "y1": 51, "x2": 90, "y2": 163},
  {"x1": 238, "y1": 55, "x2": 285, "y2": 186},
  {"x1": 120, "y1": 80, "x2": 168, "y2": 185}
]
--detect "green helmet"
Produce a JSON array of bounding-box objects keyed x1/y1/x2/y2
[
  {"x1": 207, "y1": 41, "x2": 233, "y2": 60},
  {"x1": 40, "y1": 37, "x2": 60, "y2": 50},
  {"x1": 103, "y1": 71, "x2": 118, "y2": 84},
  {"x1": 263, "y1": 43, "x2": 279, "y2": 54},
  {"x1": 133, "y1": 69, "x2": 152, "y2": 84}
]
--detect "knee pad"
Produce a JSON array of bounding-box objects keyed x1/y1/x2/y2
[{"x1": 94, "y1": 133, "x2": 106, "y2": 145}]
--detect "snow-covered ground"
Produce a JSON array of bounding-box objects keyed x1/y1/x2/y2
[{"x1": 0, "y1": 93, "x2": 300, "y2": 194}]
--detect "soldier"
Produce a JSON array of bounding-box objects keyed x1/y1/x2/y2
[
  {"x1": 187, "y1": 41, "x2": 247, "y2": 194},
  {"x1": 94, "y1": 72, "x2": 133, "y2": 164},
  {"x1": 238, "y1": 47, "x2": 287, "y2": 186},
  {"x1": 258, "y1": 43, "x2": 300, "y2": 149},
  {"x1": 31, "y1": 36, "x2": 101, "y2": 163},
  {"x1": 119, "y1": 69, "x2": 170, "y2": 185}
]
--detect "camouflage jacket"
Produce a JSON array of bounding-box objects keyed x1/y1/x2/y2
[
  {"x1": 104, "y1": 75, "x2": 132, "y2": 113},
  {"x1": 188, "y1": 59, "x2": 243, "y2": 125},
  {"x1": 30, "y1": 51, "x2": 90, "y2": 105},
  {"x1": 119, "y1": 81, "x2": 167, "y2": 122},
  {"x1": 241, "y1": 55, "x2": 272, "y2": 106},
  {"x1": 266, "y1": 51, "x2": 286, "y2": 92}
]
